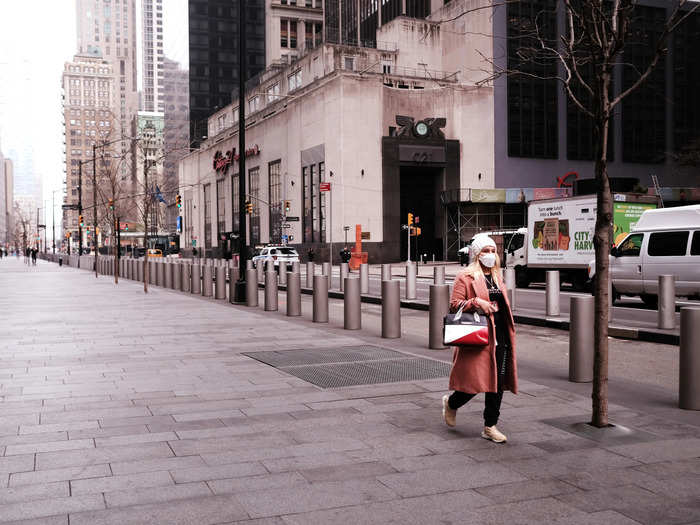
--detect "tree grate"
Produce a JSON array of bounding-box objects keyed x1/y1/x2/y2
[{"x1": 242, "y1": 346, "x2": 451, "y2": 388}]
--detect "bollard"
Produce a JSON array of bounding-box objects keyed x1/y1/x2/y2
[
  {"x1": 313, "y1": 274, "x2": 329, "y2": 323},
  {"x1": 658, "y1": 275, "x2": 676, "y2": 329},
  {"x1": 679, "y1": 307, "x2": 700, "y2": 410},
  {"x1": 429, "y1": 284, "x2": 450, "y2": 349},
  {"x1": 164, "y1": 262, "x2": 173, "y2": 289},
  {"x1": 266, "y1": 259, "x2": 275, "y2": 273},
  {"x1": 381, "y1": 263, "x2": 391, "y2": 281},
  {"x1": 545, "y1": 270, "x2": 560, "y2": 317},
  {"x1": 322, "y1": 262, "x2": 331, "y2": 289},
  {"x1": 173, "y1": 263, "x2": 181, "y2": 290},
  {"x1": 264, "y1": 271, "x2": 278, "y2": 311},
  {"x1": 287, "y1": 272, "x2": 302, "y2": 317},
  {"x1": 406, "y1": 262, "x2": 417, "y2": 300},
  {"x1": 569, "y1": 296, "x2": 594, "y2": 382},
  {"x1": 182, "y1": 263, "x2": 190, "y2": 292},
  {"x1": 360, "y1": 263, "x2": 369, "y2": 294},
  {"x1": 434, "y1": 266, "x2": 445, "y2": 286},
  {"x1": 256, "y1": 260, "x2": 264, "y2": 284},
  {"x1": 157, "y1": 261, "x2": 165, "y2": 287},
  {"x1": 246, "y1": 268, "x2": 258, "y2": 307},
  {"x1": 215, "y1": 266, "x2": 226, "y2": 299},
  {"x1": 340, "y1": 263, "x2": 349, "y2": 292},
  {"x1": 292, "y1": 261, "x2": 300, "y2": 274},
  {"x1": 344, "y1": 277, "x2": 361, "y2": 330},
  {"x1": 202, "y1": 265, "x2": 213, "y2": 297},
  {"x1": 138, "y1": 260, "x2": 144, "y2": 283},
  {"x1": 382, "y1": 279, "x2": 401, "y2": 338},
  {"x1": 279, "y1": 264, "x2": 287, "y2": 286},
  {"x1": 191, "y1": 263, "x2": 201, "y2": 294},
  {"x1": 306, "y1": 262, "x2": 314, "y2": 288},
  {"x1": 229, "y1": 266, "x2": 239, "y2": 304},
  {"x1": 246, "y1": 259, "x2": 254, "y2": 271},
  {"x1": 504, "y1": 267, "x2": 516, "y2": 309}
]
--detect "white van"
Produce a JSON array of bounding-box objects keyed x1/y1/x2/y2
[{"x1": 589, "y1": 204, "x2": 700, "y2": 305}]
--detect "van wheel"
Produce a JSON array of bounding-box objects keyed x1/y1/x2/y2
[
  {"x1": 640, "y1": 294, "x2": 658, "y2": 308},
  {"x1": 515, "y1": 267, "x2": 530, "y2": 288}
]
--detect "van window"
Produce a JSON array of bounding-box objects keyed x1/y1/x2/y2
[
  {"x1": 648, "y1": 231, "x2": 689, "y2": 257},
  {"x1": 691, "y1": 231, "x2": 700, "y2": 256},
  {"x1": 617, "y1": 233, "x2": 643, "y2": 257},
  {"x1": 507, "y1": 233, "x2": 525, "y2": 252}
]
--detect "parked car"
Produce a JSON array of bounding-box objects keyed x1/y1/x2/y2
[
  {"x1": 252, "y1": 245, "x2": 300, "y2": 271},
  {"x1": 147, "y1": 248, "x2": 163, "y2": 258},
  {"x1": 588, "y1": 204, "x2": 700, "y2": 305}
]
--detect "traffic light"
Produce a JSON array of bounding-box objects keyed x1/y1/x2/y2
[
  {"x1": 407, "y1": 212, "x2": 414, "y2": 225},
  {"x1": 79, "y1": 215, "x2": 84, "y2": 227},
  {"x1": 284, "y1": 200, "x2": 290, "y2": 213},
  {"x1": 176, "y1": 194, "x2": 182, "y2": 208},
  {"x1": 108, "y1": 198, "x2": 114, "y2": 210},
  {"x1": 246, "y1": 201, "x2": 253, "y2": 214}
]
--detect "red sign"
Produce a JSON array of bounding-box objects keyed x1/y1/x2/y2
[
  {"x1": 213, "y1": 150, "x2": 234, "y2": 174},
  {"x1": 320, "y1": 182, "x2": 331, "y2": 192}
]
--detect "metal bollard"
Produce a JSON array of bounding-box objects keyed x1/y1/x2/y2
[
  {"x1": 256, "y1": 261, "x2": 264, "y2": 284},
  {"x1": 265, "y1": 271, "x2": 278, "y2": 311},
  {"x1": 246, "y1": 268, "x2": 258, "y2": 307},
  {"x1": 434, "y1": 266, "x2": 445, "y2": 286},
  {"x1": 322, "y1": 262, "x2": 331, "y2": 289},
  {"x1": 679, "y1": 307, "x2": 700, "y2": 410},
  {"x1": 215, "y1": 266, "x2": 226, "y2": 299},
  {"x1": 344, "y1": 277, "x2": 361, "y2": 330},
  {"x1": 182, "y1": 264, "x2": 190, "y2": 292},
  {"x1": 504, "y1": 267, "x2": 516, "y2": 309},
  {"x1": 406, "y1": 262, "x2": 417, "y2": 300},
  {"x1": 164, "y1": 263, "x2": 173, "y2": 289},
  {"x1": 202, "y1": 265, "x2": 213, "y2": 297},
  {"x1": 360, "y1": 263, "x2": 369, "y2": 294},
  {"x1": 279, "y1": 265, "x2": 287, "y2": 286},
  {"x1": 292, "y1": 261, "x2": 300, "y2": 274},
  {"x1": 340, "y1": 263, "x2": 349, "y2": 292},
  {"x1": 287, "y1": 272, "x2": 301, "y2": 317},
  {"x1": 545, "y1": 270, "x2": 560, "y2": 317},
  {"x1": 306, "y1": 262, "x2": 314, "y2": 288},
  {"x1": 658, "y1": 275, "x2": 676, "y2": 329},
  {"x1": 429, "y1": 284, "x2": 450, "y2": 349},
  {"x1": 381, "y1": 263, "x2": 391, "y2": 281},
  {"x1": 313, "y1": 274, "x2": 329, "y2": 323},
  {"x1": 191, "y1": 264, "x2": 201, "y2": 294},
  {"x1": 266, "y1": 259, "x2": 275, "y2": 273},
  {"x1": 157, "y1": 261, "x2": 165, "y2": 287},
  {"x1": 246, "y1": 259, "x2": 254, "y2": 270},
  {"x1": 138, "y1": 260, "x2": 144, "y2": 283},
  {"x1": 382, "y1": 279, "x2": 401, "y2": 338},
  {"x1": 569, "y1": 296, "x2": 594, "y2": 382},
  {"x1": 229, "y1": 266, "x2": 239, "y2": 303},
  {"x1": 173, "y1": 263, "x2": 181, "y2": 290}
]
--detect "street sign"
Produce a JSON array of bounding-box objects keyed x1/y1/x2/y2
[
  {"x1": 320, "y1": 182, "x2": 331, "y2": 192},
  {"x1": 281, "y1": 234, "x2": 288, "y2": 243},
  {"x1": 285, "y1": 216, "x2": 300, "y2": 222},
  {"x1": 191, "y1": 240, "x2": 197, "y2": 247},
  {"x1": 62, "y1": 204, "x2": 79, "y2": 210},
  {"x1": 361, "y1": 232, "x2": 371, "y2": 240},
  {"x1": 281, "y1": 224, "x2": 292, "y2": 229}
]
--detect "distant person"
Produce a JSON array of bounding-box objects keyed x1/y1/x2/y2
[
  {"x1": 25, "y1": 247, "x2": 30, "y2": 264},
  {"x1": 308, "y1": 248, "x2": 315, "y2": 262},
  {"x1": 31, "y1": 248, "x2": 37, "y2": 266},
  {"x1": 442, "y1": 234, "x2": 518, "y2": 443}
]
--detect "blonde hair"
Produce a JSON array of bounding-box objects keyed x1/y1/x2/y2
[{"x1": 464, "y1": 251, "x2": 502, "y2": 281}]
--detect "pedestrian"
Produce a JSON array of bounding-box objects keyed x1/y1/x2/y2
[
  {"x1": 441, "y1": 233, "x2": 517, "y2": 443},
  {"x1": 31, "y1": 247, "x2": 37, "y2": 266}
]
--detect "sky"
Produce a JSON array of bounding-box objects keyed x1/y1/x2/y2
[{"x1": 0, "y1": 0, "x2": 187, "y2": 243}]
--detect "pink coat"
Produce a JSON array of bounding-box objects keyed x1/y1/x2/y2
[{"x1": 448, "y1": 270, "x2": 518, "y2": 395}]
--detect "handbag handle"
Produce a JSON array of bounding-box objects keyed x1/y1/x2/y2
[{"x1": 454, "y1": 304, "x2": 465, "y2": 321}]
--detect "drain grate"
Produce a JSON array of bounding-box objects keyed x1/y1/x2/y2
[{"x1": 242, "y1": 345, "x2": 451, "y2": 388}]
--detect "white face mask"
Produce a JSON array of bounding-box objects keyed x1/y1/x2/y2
[{"x1": 479, "y1": 253, "x2": 497, "y2": 268}]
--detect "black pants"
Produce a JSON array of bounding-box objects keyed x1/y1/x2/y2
[{"x1": 448, "y1": 345, "x2": 508, "y2": 427}]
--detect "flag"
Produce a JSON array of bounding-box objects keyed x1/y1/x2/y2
[{"x1": 155, "y1": 185, "x2": 167, "y2": 204}]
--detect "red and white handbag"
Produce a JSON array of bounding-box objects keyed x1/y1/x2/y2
[{"x1": 443, "y1": 305, "x2": 490, "y2": 347}]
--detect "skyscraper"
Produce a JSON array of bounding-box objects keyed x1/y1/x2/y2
[
  {"x1": 188, "y1": 0, "x2": 266, "y2": 146},
  {"x1": 142, "y1": 0, "x2": 165, "y2": 112}
]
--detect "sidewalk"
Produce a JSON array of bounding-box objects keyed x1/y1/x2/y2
[{"x1": 0, "y1": 257, "x2": 699, "y2": 524}]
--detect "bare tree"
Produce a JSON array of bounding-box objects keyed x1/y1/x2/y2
[
  {"x1": 470, "y1": 0, "x2": 697, "y2": 426},
  {"x1": 12, "y1": 202, "x2": 32, "y2": 256}
]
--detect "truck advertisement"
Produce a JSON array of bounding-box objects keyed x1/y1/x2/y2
[{"x1": 612, "y1": 201, "x2": 657, "y2": 246}]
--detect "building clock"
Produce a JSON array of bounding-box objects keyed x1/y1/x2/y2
[{"x1": 414, "y1": 121, "x2": 429, "y2": 137}]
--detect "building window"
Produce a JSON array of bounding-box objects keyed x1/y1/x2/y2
[
  {"x1": 249, "y1": 167, "x2": 260, "y2": 246},
  {"x1": 344, "y1": 57, "x2": 354, "y2": 71},
  {"x1": 303, "y1": 166, "x2": 311, "y2": 243},
  {"x1": 281, "y1": 20, "x2": 288, "y2": 48},
  {"x1": 267, "y1": 82, "x2": 280, "y2": 104},
  {"x1": 506, "y1": 0, "x2": 558, "y2": 159},
  {"x1": 290, "y1": 20, "x2": 297, "y2": 48},
  {"x1": 311, "y1": 164, "x2": 320, "y2": 242},
  {"x1": 232, "y1": 172, "x2": 239, "y2": 232},
  {"x1": 217, "y1": 178, "x2": 226, "y2": 237},
  {"x1": 269, "y1": 160, "x2": 282, "y2": 244},
  {"x1": 288, "y1": 69, "x2": 302, "y2": 91},
  {"x1": 203, "y1": 183, "x2": 212, "y2": 249},
  {"x1": 319, "y1": 162, "x2": 326, "y2": 242},
  {"x1": 672, "y1": 11, "x2": 700, "y2": 155}
]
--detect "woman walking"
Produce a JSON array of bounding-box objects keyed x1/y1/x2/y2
[{"x1": 442, "y1": 233, "x2": 518, "y2": 443}]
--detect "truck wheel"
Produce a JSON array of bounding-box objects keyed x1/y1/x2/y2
[
  {"x1": 515, "y1": 267, "x2": 530, "y2": 288},
  {"x1": 640, "y1": 294, "x2": 658, "y2": 308},
  {"x1": 572, "y1": 273, "x2": 588, "y2": 292}
]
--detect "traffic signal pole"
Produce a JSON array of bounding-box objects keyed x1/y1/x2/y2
[
  {"x1": 78, "y1": 162, "x2": 83, "y2": 263},
  {"x1": 93, "y1": 144, "x2": 98, "y2": 278}
]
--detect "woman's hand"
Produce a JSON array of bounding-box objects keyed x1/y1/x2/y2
[{"x1": 474, "y1": 298, "x2": 496, "y2": 315}]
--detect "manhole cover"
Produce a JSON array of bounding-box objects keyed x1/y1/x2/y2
[{"x1": 242, "y1": 346, "x2": 451, "y2": 388}]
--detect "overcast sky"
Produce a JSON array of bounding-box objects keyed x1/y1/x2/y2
[{"x1": 0, "y1": 0, "x2": 187, "y2": 237}]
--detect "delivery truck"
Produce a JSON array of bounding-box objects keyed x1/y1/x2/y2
[{"x1": 504, "y1": 193, "x2": 657, "y2": 290}]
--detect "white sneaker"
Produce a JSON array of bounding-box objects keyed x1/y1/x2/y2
[
  {"x1": 481, "y1": 425, "x2": 507, "y2": 443},
  {"x1": 442, "y1": 395, "x2": 456, "y2": 427}
]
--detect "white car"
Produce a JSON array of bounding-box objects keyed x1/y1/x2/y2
[{"x1": 252, "y1": 245, "x2": 300, "y2": 271}]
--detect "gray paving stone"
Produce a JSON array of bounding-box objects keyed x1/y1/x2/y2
[
  {"x1": 299, "y1": 461, "x2": 397, "y2": 482},
  {"x1": 606, "y1": 438, "x2": 700, "y2": 464},
  {"x1": 209, "y1": 472, "x2": 308, "y2": 495},
  {"x1": 104, "y1": 481, "x2": 213, "y2": 508},
  {"x1": 0, "y1": 482, "x2": 69, "y2": 505},
  {"x1": 1, "y1": 515, "x2": 68, "y2": 525},
  {"x1": 9, "y1": 465, "x2": 112, "y2": 487},
  {"x1": 69, "y1": 495, "x2": 249, "y2": 525},
  {"x1": 4, "y1": 438, "x2": 94, "y2": 456},
  {"x1": 0, "y1": 494, "x2": 105, "y2": 523},
  {"x1": 109, "y1": 454, "x2": 206, "y2": 476},
  {"x1": 35, "y1": 442, "x2": 173, "y2": 470},
  {"x1": 475, "y1": 478, "x2": 580, "y2": 503},
  {"x1": 507, "y1": 448, "x2": 642, "y2": 478},
  {"x1": 70, "y1": 470, "x2": 174, "y2": 495},
  {"x1": 94, "y1": 430, "x2": 177, "y2": 447},
  {"x1": 0, "y1": 456, "x2": 35, "y2": 476},
  {"x1": 171, "y1": 461, "x2": 267, "y2": 484}
]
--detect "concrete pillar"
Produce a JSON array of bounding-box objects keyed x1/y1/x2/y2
[
  {"x1": 292, "y1": 261, "x2": 300, "y2": 274},
  {"x1": 340, "y1": 263, "x2": 349, "y2": 292},
  {"x1": 504, "y1": 267, "x2": 516, "y2": 308},
  {"x1": 191, "y1": 263, "x2": 201, "y2": 294},
  {"x1": 246, "y1": 259, "x2": 254, "y2": 270},
  {"x1": 246, "y1": 268, "x2": 258, "y2": 307},
  {"x1": 433, "y1": 266, "x2": 445, "y2": 285},
  {"x1": 360, "y1": 263, "x2": 369, "y2": 294},
  {"x1": 265, "y1": 271, "x2": 278, "y2": 311},
  {"x1": 381, "y1": 263, "x2": 391, "y2": 281},
  {"x1": 546, "y1": 271, "x2": 560, "y2": 317},
  {"x1": 429, "y1": 284, "x2": 449, "y2": 349},
  {"x1": 344, "y1": 277, "x2": 361, "y2": 329},
  {"x1": 229, "y1": 266, "x2": 239, "y2": 304},
  {"x1": 306, "y1": 262, "x2": 314, "y2": 288},
  {"x1": 181, "y1": 263, "x2": 190, "y2": 292},
  {"x1": 322, "y1": 262, "x2": 331, "y2": 289},
  {"x1": 279, "y1": 265, "x2": 287, "y2": 286},
  {"x1": 406, "y1": 262, "x2": 417, "y2": 300},
  {"x1": 202, "y1": 265, "x2": 213, "y2": 297},
  {"x1": 287, "y1": 272, "x2": 301, "y2": 317},
  {"x1": 658, "y1": 275, "x2": 676, "y2": 329},
  {"x1": 382, "y1": 279, "x2": 401, "y2": 338},
  {"x1": 164, "y1": 262, "x2": 173, "y2": 289},
  {"x1": 313, "y1": 274, "x2": 329, "y2": 323},
  {"x1": 569, "y1": 296, "x2": 594, "y2": 382},
  {"x1": 215, "y1": 266, "x2": 227, "y2": 299},
  {"x1": 256, "y1": 261, "x2": 264, "y2": 284},
  {"x1": 173, "y1": 262, "x2": 181, "y2": 291},
  {"x1": 679, "y1": 307, "x2": 700, "y2": 410}
]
